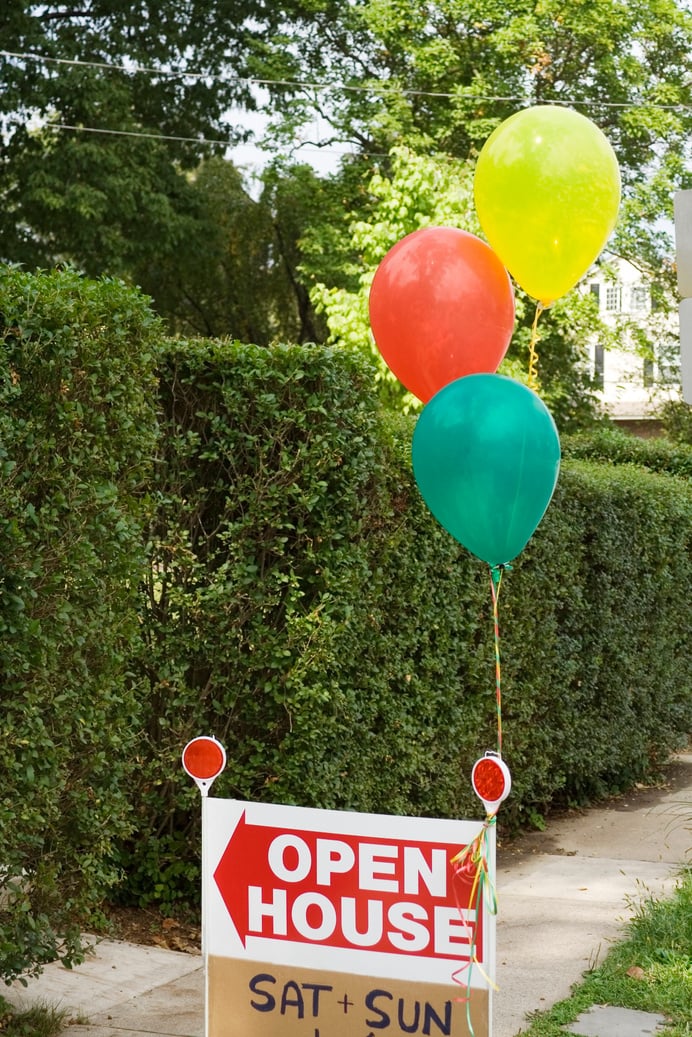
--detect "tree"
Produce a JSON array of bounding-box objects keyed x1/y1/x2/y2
[
  {"x1": 131, "y1": 158, "x2": 277, "y2": 343},
  {"x1": 277, "y1": 1, "x2": 692, "y2": 425},
  {"x1": 307, "y1": 147, "x2": 476, "y2": 387},
  {"x1": 305, "y1": 146, "x2": 609, "y2": 428},
  {"x1": 119, "y1": 157, "x2": 328, "y2": 344},
  {"x1": 0, "y1": 0, "x2": 294, "y2": 271},
  {"x1": 271, "y1": 0, "x2": 692, "y2": 265},
  {"x1": 0, "y1": 4, "x2": 337, "y2": 343},
  {"x1": 2, "y1": 0, "x2": 690, "y2": 384}
]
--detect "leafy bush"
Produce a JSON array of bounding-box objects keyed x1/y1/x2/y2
[
  {"x1": 563, "y1": 425, "x2": 692, "y2": 478},
  {"x1": 657, "y1": 399, "x2": 692, "y2": 447},
  {"x1": 0, "y1": 271, "x2": 688, "y2": 930},
  {"x1": 499, "y1": 459, "x2": 691, "y2": 811},
  {"x1": 0, "y1": 267, "x2": 159, "y2": 980},
  {"x1": 122, "y1": 339, "x2": 496, "y2": 907},
  {"x1": 120, "y1": 340, "x2": 691, "y2": 910}
]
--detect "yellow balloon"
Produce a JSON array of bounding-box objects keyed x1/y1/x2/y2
[{"x1": 474, "y1": 106, "x2": 621, "y2": 307}]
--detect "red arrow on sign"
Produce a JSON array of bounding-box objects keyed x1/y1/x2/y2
[{"x1": 213, "y1": 812, "x2": 483, "y2": 961}]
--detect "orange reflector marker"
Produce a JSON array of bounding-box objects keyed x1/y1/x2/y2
[
  {"x1": 472, "y1": 751, "x2": 511, "y2": 815},
  {"x1": 182, "y1": 736, "x2": 226, "y2": 795}
]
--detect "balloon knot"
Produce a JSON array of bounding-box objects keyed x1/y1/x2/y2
[{"x1": 489, "y1": 562, "x2": 512, "y2": 579}]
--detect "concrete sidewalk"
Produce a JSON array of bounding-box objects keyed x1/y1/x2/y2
[
  {"x1": 7, "y1": 753, "x2": 690, "y2": 1037},
  {"x1": 494, "y1": 751, "x2": 690, "y2": 1036}
]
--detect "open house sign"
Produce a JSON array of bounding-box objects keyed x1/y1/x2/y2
[{"x1": 204, "y1": 799, "x2": 496, "y2": 1037}]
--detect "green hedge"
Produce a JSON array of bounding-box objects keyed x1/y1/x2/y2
[
  {"x1": 120, "y1": 338, "x2": 692, "y2": 910},
  {"x1": 498, "y1": 460, "x2": 690, "y2": 808},
  {"x1": 0, "y1": 268, "x2": 159, "y2": 980},
  {"x1": 0, "y1": 269, "x2": 689, "y2": 937},
  {"x1": 563, "y1": 425, "x2": 692, "y2": 478},
  {"x1": 123, "y1": 338, "x2": 490, "y2": 906}
]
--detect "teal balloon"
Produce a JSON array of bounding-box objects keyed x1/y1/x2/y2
[{"x1": 412, "y1": 374, "x2": 560, "y2": 566}]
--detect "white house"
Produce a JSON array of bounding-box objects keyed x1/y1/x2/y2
[{"x1": 585, "y1": 256, "x2": 680, "y2": 430}]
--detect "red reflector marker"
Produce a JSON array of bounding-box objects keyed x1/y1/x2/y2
[
  {"x1": 182, "y1": 736, "x2": 226, "y2": 795},
  {"x1": 472, "y1": 751, "x2": 512, "y2": 815}
]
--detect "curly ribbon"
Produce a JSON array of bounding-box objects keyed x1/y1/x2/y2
[
  {"x1": 527, "y1": 302, "x2": 544, "y2": 392},
  {"x1": 450, "y1": 817, "x2": 499, "y2": 1037}
]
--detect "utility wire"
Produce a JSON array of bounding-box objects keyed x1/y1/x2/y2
[
  {"x1": 44, "y1": 121, "x2": 364, "y2": 157},
  {"x1": 1, "y1": 48, "x2": 691, "y2": 110},
  {"x1": 49, "y1": 122, "x2": 239, "y2": 148},
  {"x1": 4, "y1": 46, "x2": 690, "y2": 156}
]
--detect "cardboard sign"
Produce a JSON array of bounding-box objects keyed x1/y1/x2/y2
[
  {"x1": 207, "y1": 957, "x2": 489, "y2": 1037},
  {"x1": 204, "y1": 799, "x2": 495, "y2": 1037}
]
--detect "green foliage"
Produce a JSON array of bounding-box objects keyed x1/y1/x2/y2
[
  {"x1": 279, "y1": 0, "x2": 692, "y2": 253},
  {"x1": 0, "y1": 1, "x2": 281, "y2": 269},
  {"x1": 120, "y1": 338, "x2": 691, "y2": 909},
  {"x1": 4, "y1": 1, "x2": 689, "y2": 400},
  {"x1": 292, "y1": 2, "x2": 692, "y2": 379},
  {"x1": 0, "y1": 269, "x2": 688, "y2": 936},
  {"x1": 122, "y1": 338, "x2": 498, "y2": 907},
  {"x1": 563, "y1": 425, "x2": 692, "y2": 478},
  {"x1": 131, "y1": 158, "x2": 328, "y2": 345},
  {"x1": 1, "y1": 120, "x2": 199, "y2": 277},
  {"x1": 0, "y1": 267, "x2": 160, "y2": 981},
  {"x1": 499, "y1": 460, "x2": 691, "y2": 811},
  {"x1": 0, "y1": 996, "x2": 67, "y2": 1037},
  {"x1": 657, "y1": 399, "x2": 692, "y2": 446},
  {"x1": 308, "y1": 146, "x2": 478, "y2": 405}
]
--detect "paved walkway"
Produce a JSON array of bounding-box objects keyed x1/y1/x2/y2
[
  {"x1": 494, "y1": 751, "x2": 690, "y2": 1036},
  {"x1": 7, "y1": 753, "x2": 690, "y2": 1037}
]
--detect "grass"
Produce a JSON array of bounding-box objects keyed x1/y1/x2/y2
[
  {"x1": 0, "y1": 998, "x2": 68, "y2": 1037},
  {"x1": 516, "y1": 867, "x2": 692, "y2": 1036}
]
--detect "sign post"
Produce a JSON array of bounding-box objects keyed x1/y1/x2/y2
[{"x1": 182, "y1": 735, "x2": 227, "y2": 1035}]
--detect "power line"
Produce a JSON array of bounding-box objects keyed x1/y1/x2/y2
[
  {"x1": 45, "y1": 121, "x2": 365, "y2": 159},
  {"x1": 2, "y1": 48, "x2": 691, "y2": 111},
  {"x1": 49, "y1": 122, "x2": 237, "y2": 148},
  {"x1": 0, "y1": 49, "x2": 209, "y2": 81}
]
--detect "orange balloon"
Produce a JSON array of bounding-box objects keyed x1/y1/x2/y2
[{"x1": 369, "y1": 227, "x2": 515, "y2": 402}]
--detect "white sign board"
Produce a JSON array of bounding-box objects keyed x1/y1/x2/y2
[
  {"x1": 203, "y1": 798, "x2": 495, "y2": 1037},
  {"x1": 674, "y1": 191, "x2": 692, "y2": 299},
  {"x1": 679, "y1": 299, "x2": 692, "y2": 405},
  {"x1": 674, "y1": 191, "x2": 692, "y2": 403}
]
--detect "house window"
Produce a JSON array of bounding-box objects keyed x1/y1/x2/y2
[
  {"x1": 593, "y1": 343, "x2": 604, "y2": 390},
  {"x1": 629, "y1": 285, "x2": 649, "y2": 313},
  {"x1": 604, "y1": 284, "x2": 622, "y2": 312},
  {"x1": 643, "y1": 357, "x2": 655, "y2": 387},
  {"x1": 589, "y1": 283, "x2": 601, "y2": 308},
  {"x1": 658, "y1": 354, "x2": 680, "y2": 385}
]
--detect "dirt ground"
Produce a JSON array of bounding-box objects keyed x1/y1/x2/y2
[{"x1": 101, "y1": 904, "x2": 201, "y2": 954}]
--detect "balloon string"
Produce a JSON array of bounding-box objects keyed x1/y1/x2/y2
[
  {"x1": 489, "y1": 565, "x2": 505, "y2": 756},
  {"x1": 450, "y1": 817, "x2": 499, "y2": 1037},
  {"x1": 449, "y1": 566, "x2": 509, "y2": 1032},
  {"x1": 527, "y1": 303, "x2": 544, "y2": 392}
]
